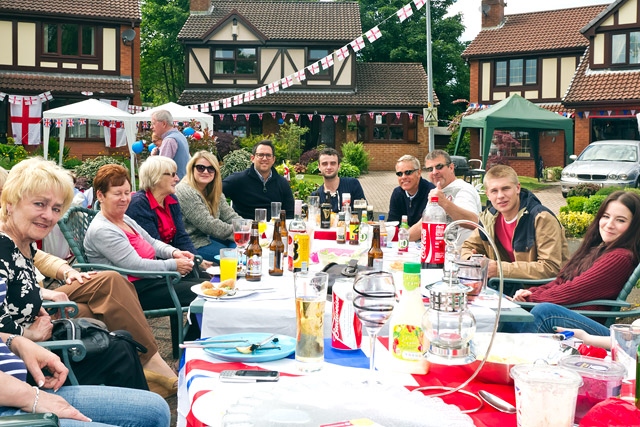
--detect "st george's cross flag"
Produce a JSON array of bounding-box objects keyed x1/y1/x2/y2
[
  {"x1": 100, "y1": 99, "x2": 129, "y2": 148},
  {"x1": 10, "y1": 97, "x2": 42, "y2": 145}
]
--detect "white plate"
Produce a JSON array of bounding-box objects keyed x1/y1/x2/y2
[
  {"x1": 190, "y1": 284, "x2": 257, "y2": 300},
  {"x1": 385, "y1": 221, "x2": 399, "y2": 227},
  {"x1": 205, "y1": 266, "x2": 221, "y2": 276}
]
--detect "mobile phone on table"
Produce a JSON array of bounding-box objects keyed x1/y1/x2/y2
[{"x1": 219, "y1": 370, "x2": 280, "y2": 382}]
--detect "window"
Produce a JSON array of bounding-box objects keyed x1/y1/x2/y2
[
  {"x1": 495, "y1": 59, "x2": 537, "y2": 86},
  {"x1": 489, "y1": 131, "x2": 531, "y2": 158},
  {"x1": 42, "y1": 23, "x2": 96, "y2": 57},
  {"x1": 308, "y1": 48, "x2": 330, "y2": 76},
  {"x1": 214, "y1": 114, "x2": 261, "y2": 137},
  {"x1": 213, "y1": 48, "x2": 257, "y2": 75},
  {"x1": 605, "y1": 31, "x2": 640, "y2": 67},
  {"x1": 357, "y1": 113, "x2": 417, "y2": 143},
  {"x1": 612, "y1": 34, "x2": 626, "y2": 64}
]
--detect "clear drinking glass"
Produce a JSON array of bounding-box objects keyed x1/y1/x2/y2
[
  {"x1": 307, "y1": 196, "x2": 320, "y2": 227},
  {"x1": 255, "y1": 208, "x2": 268, "y2": 247},
  {"x1": 352, "y1": 271, "x2": 396, "y2": 384},
  {"x1": 270, "y1": 201, "x2": 282, "y2": 222},
  {"x1": 294, "y1": 271, "x2": 329, "y2": 372},
  {"x1": 232, "y1": 218, "x2": 251, "y2": 275},
  {"x1": 610, "y1": 323, "x2": 640, "y2": 402}
]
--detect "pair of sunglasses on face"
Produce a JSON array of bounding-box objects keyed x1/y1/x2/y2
[
  {"x1": 194, "y1": 164, "x2": 216, "y2": 173},
  {"x1": 395, "y1": 162, "x2": 449, "y2": 177}
]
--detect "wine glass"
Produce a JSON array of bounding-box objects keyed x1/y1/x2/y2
[
  {"x1": 232, "y1": 218, "x2": 251, "y2": 275},
  {"x1": 352, "y1": 271, "x2": 396, "y2": 385}
]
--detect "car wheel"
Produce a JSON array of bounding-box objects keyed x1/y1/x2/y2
[{"x1": 562, "y1": 191, "x2": 568, "y2": 199}]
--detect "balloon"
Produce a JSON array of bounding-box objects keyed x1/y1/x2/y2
[
  {"x1": 192, "y1": 131, "x2": 202, "y2": 140},
  {"x1": 148, "y1": 143, "x2": 156, "y2": 152},
  {"x1": 278, "y1": 118, "x2": 284, "y2": 125},
  {"x1": 183, "y1": 127, "x2": 195, "y2": 136},
  {"x1": 132, "y1": 140, "x2": 144, "y2": 154}
]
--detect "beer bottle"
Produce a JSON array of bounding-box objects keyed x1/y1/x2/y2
[
  {"x1": 336, "y1": 211, "x2": 346, "y2": 244},
  {"x1": 268, "y1": 218, "x2": 284, "y2": 276},
  {"x1": 320, "y1": 192, "x2": 332, "y2": 229},
  {"x1": 368, "y1": 224, "x2": 384, "y2": 271},
  {"x1": 280, "y1": 209, "x2": 288, "y2": 261},
  {"x1": 349, "y1": 208, "x2": 360, "y2": 245},
  {"x1": 245, "y1": 220, "x2": 262, "y2": 281},
  {"x1": 288, "y1": 200, "x2": 307, "y2": 271}
]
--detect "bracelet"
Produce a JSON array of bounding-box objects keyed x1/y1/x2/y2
[
  {"x1": 31, "y1": 386, "x2": 40, "y2": 413},
  {"x1": 5, "y1": 334, "x2": 16, "y2": 351}
]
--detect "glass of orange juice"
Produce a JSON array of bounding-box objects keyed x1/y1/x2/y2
[
  {"x1": 219, "y1": 248, "x2": 238, "y2": 282},
  {"x1": 255, "y1": 208, "x2": 268, "y2": 246}
]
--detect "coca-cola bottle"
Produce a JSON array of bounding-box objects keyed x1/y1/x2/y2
[{"x1": 421, "y1": 196, "x2": 447, "y2": 269}]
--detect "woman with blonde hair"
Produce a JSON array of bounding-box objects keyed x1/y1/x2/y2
[{"x1": 176, "y1": 151, "x2": 241, "y2": 261}]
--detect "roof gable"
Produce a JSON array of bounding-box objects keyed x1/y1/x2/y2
[
  {"x1": 179, "y1": 1, "x2": 361, "y2": 42},
  {"x1": 0, "y1": 0, "x2": 140, "y2": 21},
  {"x1": 463, "y1": 5, "x2": 608, "y2": 58},
  {"x1": 201, "y1": 10, "x2": 268, "y2": 42},
  {"x1": 581, "y1": 0, "x2": 627, "y2": 36}
]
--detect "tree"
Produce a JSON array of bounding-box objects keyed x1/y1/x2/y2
[
  {"x1": 357, "y1": 0, "x2": 469, "y2": 121},
  {"x1": 140, "y1": 0, "x2": 190, "y2": 104}
]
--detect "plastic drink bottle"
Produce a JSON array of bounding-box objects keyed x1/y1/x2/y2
[{"x1": 421, "y1": 196, "x2": 446, "y2": 269}]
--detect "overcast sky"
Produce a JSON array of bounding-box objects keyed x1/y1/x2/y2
[{"x1": 448, "y1": 0, "x2": 615, "y2": 41}]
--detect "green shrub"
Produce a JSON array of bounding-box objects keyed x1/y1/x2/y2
[
  {"x1": 73, "y1": 156, "x2": 128, "y2": 187},
  {"x1": 306, "y1": 160, "x2": 319, "y2": 175},
  {"x1": 0, "y1": 143, "x2": 29, "y2": 169},
  {"x1": 275, "y1": 160, "x2": 295, "y2": 177},
  {"x1": 559, "y1": 206, "x2": 570, "y2": 214},
  {"x1": 583, "y1": 195, "x2": 606, "y2": 215},
  {"x1": 63, "y1": 157, "x2": 83, "y2": 170},
  {"x1": 220, "y1": 149, "x2": 252, "y2": 179},
  {"x1": 272, "y1": 123, "x2": 309, "y2": 163},
  {"x1": 543, "y1": 166, "x2": 563, "y2": 181},
  {"x1": 34, "y1": 137, "x2": 71, "y2": 166},
  {"x1": 622, "y1": 187, "x2": 640, "y2": 198},
  {"x1": 238, "y1": 134, "x2": 269, "y2": 152},
  {"x1": 341, "y1": 141, "x2": 369, "y2": 174},
  {"x1": 338, "y1": 161, "x2": 360, "y2": 178},
  {"x1": 568, "y1": 183, "x2": 601, "y2": 197},
  {"x1": 595, "y1": 186, "x2": 625, "y2": 196},
  {"x1": 289, "y1": 177, "x2": 318, "y2": 201},
  {"x1": 566, "y1": 196, "x2": 588, "y2": 212},
  {"x1": 559, "y1": 211, "x2": 594, "y2": 238}
]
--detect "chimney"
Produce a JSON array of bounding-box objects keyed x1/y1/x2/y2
[
  {"x1": 481, "y1": 0, "x2": 506, "y2": 28},
  {"x1": 190, "y1": 0, "x2": 211, "y2": 14}
]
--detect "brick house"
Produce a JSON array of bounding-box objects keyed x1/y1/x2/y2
[
  {"x1": 461, "y1": 0, "x2": 609, "y2": 176},
  {"x1": 177, "y1": 0, "x2": 433, "y2": 170},
  {"x1": 0, "y1": 0, "x2": 141, "y2": 160}
]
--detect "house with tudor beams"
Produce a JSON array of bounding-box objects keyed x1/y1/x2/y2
[
  {"x1": 461, "y1": 0, "x2": 611, "y2": 177},
  {"x1": 177, "y1": 0, "x2": 434, "y2": 171},
  {"x1": 0, "y1": 0, "x2": 140, "y2": 160}
]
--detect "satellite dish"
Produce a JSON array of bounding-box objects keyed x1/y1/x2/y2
[
  {"x1": 481, "y1": 4, "x2": 491, "y2": 16},
  {"x1": 122, "y1": 29, "x2": 136, "y2": 44}
]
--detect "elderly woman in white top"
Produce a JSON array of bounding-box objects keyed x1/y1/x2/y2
[{"x1": 175, "y1": 151, "x2": 241, "y2": 262}]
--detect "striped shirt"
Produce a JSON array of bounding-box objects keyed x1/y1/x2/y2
[{"x1": 0, "y1": 278, "x2": 27, "y2": 380}]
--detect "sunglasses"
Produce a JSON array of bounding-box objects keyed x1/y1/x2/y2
[
  {"x1": 424, "y1": 163, "x2": 450, "y2": 173},
  {"x1": 194, "y1": 164, "x2": 216, "y2": 173},
  {"x1": 395, "y1": 169, "x2": 418, "y2": 177},
  {"x1": 163, "y1": 172, "x2": 177, "y2": 177}
]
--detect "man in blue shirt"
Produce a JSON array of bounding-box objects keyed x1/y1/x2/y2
[
  {"x1": 310, "y1": 148, "x2": 366, "y2": 213},
  {"x1": 388, "y1": 154, "x2": 435, "y2": 226}
]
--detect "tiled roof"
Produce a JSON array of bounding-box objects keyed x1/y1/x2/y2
[
  {"x1": 462, "y1": 5, "x2": 607, "y2": 58},
  {"x1": 564, "y1": 47, "x2": 640, "y2": 105},
  {"x1": 0, "y1": 71, "x2": 133, "y2": 96},
  {"x1": 179, "y1": 1, "x2": 361, "y2": 41},
  {"x1": 0, "y1": 0, "x2": 141, "y2": 21},
  {"x1": 178, "y1": 63, "x2": 432, "y2": 111}
]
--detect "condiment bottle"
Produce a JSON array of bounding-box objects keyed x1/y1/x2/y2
[
  {"x1": 368, "y1": 224, "x2": 383, "y2": 271},
  {"x1": 421, "y1": 196, "x2": 446, "y2": 269},
  {"x1": 349, "y1": 208, "x2": 360, "y2": 245},
  {"x1": 268, "y1": 218, "x2": 284, "y2": 276},
  {"x1": 288, "y1": 200, "x2": 307, "y2": 271},
  {"x1": 321, "y1": 192, "x2": 332, "y2": 229},
  {"x1": 245, "y1": 220, "x2": 262, "y2": 281},
  {"x1": 359, "y1": 210, "x2": 370, "y2": 245},
  {"x1": 388, "y1": 262, "x2": 428, "y2": 374},
  {"x1": 397, "y1": 215, "x2": 409, "y2": 253},
  {"x1": 280, "y1": 209, "x2": 288, "y2": 261},
  {"x1": 378, "y1": 214, "x2": 387, "y2": 248},
  {"x1": 336, "y1": 212, "x2": 346, "y2": 244}
]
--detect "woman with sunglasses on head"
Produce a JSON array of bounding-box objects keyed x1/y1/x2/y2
[
  {"x1": 126, "y1": 156, "x2": 211, "y2": 270},
  {"x1": 175, "y1": 151, "x2": 241, "y2": 262}
]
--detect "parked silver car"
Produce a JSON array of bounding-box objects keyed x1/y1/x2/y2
[{"x1": 561, "y1": 140, "x2": 640, "y2": 197}]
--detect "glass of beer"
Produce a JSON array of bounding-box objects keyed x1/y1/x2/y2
[
  {"x1": 219, "y1": 248, "x2": 238, "y2": 282},
  {"x1": 294, "y1": 271, "x2": 329, "y2": 372}
]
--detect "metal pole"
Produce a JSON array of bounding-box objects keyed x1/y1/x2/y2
[{"x1": 426, "y1": 1, "x2": 435, "y2": 152}]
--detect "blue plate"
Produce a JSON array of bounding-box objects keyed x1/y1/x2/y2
[{"x1": 203, "y1": 333, "x2": 296, "y2": 363}]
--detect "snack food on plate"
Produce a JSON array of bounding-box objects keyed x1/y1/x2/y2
[
  {"x1": 219, "y1": 278, "x2": 236, "y2": 289},
  {"x1": 200, "y1": 280, "x2": 236, "y2": 297},
  {"x1": 201, "y1": 281, "x2": 214, "y2": 290},
  {"x1": 203, "y1": 287, "x2": 225, "y2": 297}
]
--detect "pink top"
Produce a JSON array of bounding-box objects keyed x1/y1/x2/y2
[
  {"x1": 495, "y1": 214, "x2": 517, "y2": 262},
  {"x1": 124, "y1": 229, "x2": 156, "y2": 281}
]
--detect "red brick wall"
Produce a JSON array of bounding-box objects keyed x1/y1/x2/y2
[
  {"x1": 481, "y1": 0, "x2": 506, "y2": 28},
  {"x1": 469, "y1": 61, "x2": 480, "y2": 104},
  {"x1": 574, "y1": 115, "x2": 591, "y2": 155},
  {"x1": 120, "y1": 25, "x2": 141, "y2": 105},
  {"x1": 365, "y1": 125, "x2": 430, "y2": 171}
]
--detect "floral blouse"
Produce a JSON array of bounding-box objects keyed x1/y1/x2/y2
[{"x1": 0, "y1": 233, "x2": 42, "y2": 335}]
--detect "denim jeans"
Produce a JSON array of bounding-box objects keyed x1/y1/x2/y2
[
  {"x1": 501, "y1": 302, "x2": 610, "y2": 336},
  {"x1": 0, "y1": 386, "x2": 170, "y2": 427},
  {"x1": 197, "y1": 238, "x2": 236, "y2": 262}
]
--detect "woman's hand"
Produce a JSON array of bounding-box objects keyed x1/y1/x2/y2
[
  {"x1": 10, "y1": 335, "x2": 67, "y2": 391},
  {"x1": 175, "y1": 258, "x2": 194, "y2": 275},
  {"x1": 512, "y1": 289, "x2": 532, "y2": 302},
  {"x1": 23, "y1": 308, "x2": 53, "y2": 342},
  {"x1": 65, "y1": 270, "x2": 97, "y2": 285},
  {"x1": 41, "y1": 289, "x2": 69, "y2": 303},
  {"x1": 35, "y1": 391, "x2": 92, "y2": 422},
  {"x1": 200, "y1": 260, "x2": 214, "y2": 270},
  {"x1": 173, "y1": 250, "x2": 195, "y2": 261}
]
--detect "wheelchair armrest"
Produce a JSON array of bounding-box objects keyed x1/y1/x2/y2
[
  {"x1": 42, "y1": 301, "x2": 79, "y2": 319},
  {"x1": 39, "y1": 339, "x2": 87, "y2": 362}
]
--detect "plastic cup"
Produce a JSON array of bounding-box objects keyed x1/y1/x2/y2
[
  {"x1": 510, "y1": 364, "x2": 583, "y2": 427},
  {"x1": 294, "y1": 271, "x2": 329, "y2": 372},
  {"x1": 270, "y1": 202, "x2": 281, "y2": 222},
  {"x1": 219, "y1": 248, "x2": 238, "y2": 282},
  {"x1": 610, "y1": 324, "x2": 640, "y2": 402},
  {"x1": 385, "y1": 225, "x2": 396, "y2": 248}
]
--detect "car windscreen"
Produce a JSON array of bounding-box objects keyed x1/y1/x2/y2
[{"x1": 578, "y1": 144, "x2": 638, "y2": 162}]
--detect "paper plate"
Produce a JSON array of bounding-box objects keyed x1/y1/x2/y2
[
  {"x1": 205, "y1": 266, "x2": 221, "y2": 276},
  {"x1": 204, "y1": 332, "x2": 295, "y2": 363},
  {"x1": 190, "y1": 284, "x2": 257, "y2": 300}
]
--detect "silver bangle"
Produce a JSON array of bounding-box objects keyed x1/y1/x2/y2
[
  {"x1": 31, "y1": 386, "x2": 40, "y2": 413},
  {"x1": 5, "y1": 334, "x2": 16, "y2": 351}
]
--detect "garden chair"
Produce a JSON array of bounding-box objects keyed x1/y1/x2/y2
[
  {"x1": 488, "y1": 261, "x2": 640, "y2": 328},
  {"x1": 0, "y1": 413, "x2": 59, "y2": 426},
  {"x1": 57, "y1": 206, "x2": 190, "y2": 358}
]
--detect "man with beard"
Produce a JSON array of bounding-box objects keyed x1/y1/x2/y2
[{"x1": 310, "y1": 148, "x2": 366, "y2": 213}]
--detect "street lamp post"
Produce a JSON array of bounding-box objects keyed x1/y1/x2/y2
[{"x1": 426, "y1": 0, "x2": 435, "y2": 152}]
